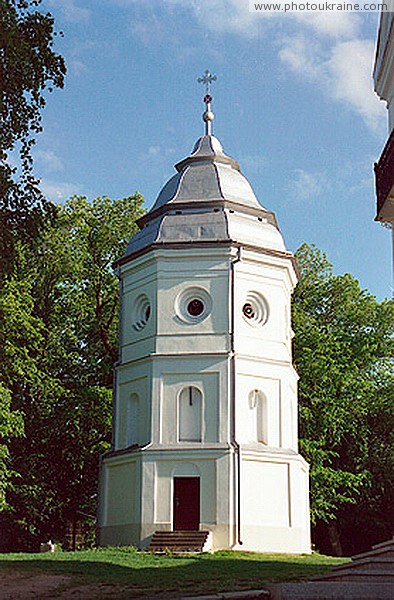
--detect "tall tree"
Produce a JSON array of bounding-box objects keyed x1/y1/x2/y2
[
  {"x1": 1, "y1": 194, "x2": 145, "y2": 550},
  {"x1": 0, "y1": 0, "x2": 66, "y2": 273},
  {"x1": 293, "y1": 243, "x2": 394, "y2": 554},
  {"x1": 0, "y1": 384, "x2": 24, "y2": 511}
]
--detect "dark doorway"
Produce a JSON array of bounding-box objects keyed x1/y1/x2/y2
[{"x1": 173, "y1": 477, "x2": 200, "y2": 530}]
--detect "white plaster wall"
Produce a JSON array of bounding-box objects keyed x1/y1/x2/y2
[
  {"x1": 115, "y1": 361, "x2": 151, "y2": 450},
  {"x1": 103, "y1": 458, "x2": 140, "y2": 527},
  {"x1": 101, "y1": 240, "x2": 310, "y2": 553},
  {"x1": 233, "y1": 253, "x2": 295, "y2": 364},
  {"x1": 374, "y1": 13, "x2": 394, "y2": 132},
  {"x1": 237, "y1": 452, "x2": 310, "y2": 553},
  {"x1": 289, "y1": 460, "x2": 310, "y2": 530},
  {"x1": 120, "y1": 256, "x2": 158, "y2": 363},
  {"x1": 161, "y1": 372, "x2": 219, "y2": 445},
  {"x1": 120, "y1": 247, "x2": 232, "y2": 360},
  {"x1": 151, "y1": 356, "x2": 229, "y2": 445},
  {"x1": 236, "y1": 374, "x2": 280, "y2": 447},
  {"x1": 155, "y1": 250, "x2": 230, "y2": 355},
  {"x1": 241, "y1": 458, "x2": 290, "y2": 527},
  {"x1": 236, "y1": 358, "x2": 298, "y2": 452},
  {"x1": 137, "y1": 449, "x2": 234, "y2": 548},
  {"x1": 153, "y1": 458, "x2": 217, "y2": 527}
]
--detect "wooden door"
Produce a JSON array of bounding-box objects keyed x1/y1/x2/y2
[{"x1": 173, "y1": 477, "x2": 200, "y2": 530}]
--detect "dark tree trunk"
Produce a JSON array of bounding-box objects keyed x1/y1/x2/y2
[{"x1": 327, "y1": 522, "x2": 343, "y2": 556}]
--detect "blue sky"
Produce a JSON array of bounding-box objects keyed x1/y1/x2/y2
[{"x1": 35, "y1": 1, "x2": 391, "y2": 299}]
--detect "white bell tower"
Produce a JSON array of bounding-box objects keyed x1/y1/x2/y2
[{"x1": 98, "y1": 73, "x2": 311, "y2": 553}]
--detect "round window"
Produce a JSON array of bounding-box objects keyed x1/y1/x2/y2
[
  {"x1": 132, "y1": 294, "x2": 151, "y2": 331},
  {"x1": 187, "y1": 299, "x2": 204, "y2": 317},
  {"x1": 176, "y1": 287, "x2": 212, "y2": 323},
  {"x1": 242, "y1": 292, "x2": 268, "y2": 327},
  {"x1": 242, "y1": 302, "x2": 255, "y2": 319}
]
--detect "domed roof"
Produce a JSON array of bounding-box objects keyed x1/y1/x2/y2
[
  {"x1": 151, "y1": 135, "x2": 262, "y2": 212},
  {"x1": 124, "y1": 133, "x2": 286, "y2": 259}
]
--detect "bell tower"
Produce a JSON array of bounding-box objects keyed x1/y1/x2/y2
[{"x1": 98, "y1": 73, "x2": 311, "y2": 553}]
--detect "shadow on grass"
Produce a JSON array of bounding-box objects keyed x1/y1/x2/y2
[{"x1": 0, "y1": 552, "x2": 345, "y2": 597}]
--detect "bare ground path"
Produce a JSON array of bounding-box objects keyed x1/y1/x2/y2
[{"x1": 0, "y1": 569, "x2": 178, "y2": 599}]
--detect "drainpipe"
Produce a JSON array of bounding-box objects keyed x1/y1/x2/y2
[
  {"x1": 230, "y1": 246, "x2": 242, "y2": 546},
  {"x1": 111, "y1": 271, "x2": 123, "y2": 450}
]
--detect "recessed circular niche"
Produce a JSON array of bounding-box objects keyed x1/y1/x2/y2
[
  {"x1": 242, "y1": 291, "x2": 268, "y2": 327},
  {"x1": 176, "y1": 287, "x2": 212, "y2": 323},
  {"x1": 132, "y1": 294, "x2": 151, "y2": 331}
]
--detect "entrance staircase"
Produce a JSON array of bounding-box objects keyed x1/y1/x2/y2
[
  {"x1": 148, "y1": 530, "x2": 209, "y2": 553},
  {"x1": 312, "y1": 537, "x2": 394, "y2": 583}
]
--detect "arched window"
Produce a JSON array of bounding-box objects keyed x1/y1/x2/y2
[
  {"x1": 126, "y1": 393, "x2": 139, "y2": 446},
  {"x1": 178, "y1": 386, "x2": 202, "y2": 442},
  {"x1": 248, "y1": 389, "x2": 268, "y2": 445}
]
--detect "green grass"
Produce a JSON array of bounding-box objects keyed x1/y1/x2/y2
[{"x1": 0, "y1": 547, "x2": 347, "y2": 598}]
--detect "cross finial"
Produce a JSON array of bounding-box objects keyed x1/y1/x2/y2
[
  {"x1": 198, "y1": 69, "x2": 217, "y2": 98},
  {"x1": 197, "y1": 70, "x2": 217, "y2": 136}
]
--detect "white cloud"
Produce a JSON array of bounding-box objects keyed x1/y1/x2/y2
[
  {"x1": 148, "y1": 146, "x2": 162, "y2": 156},
  {"x1": 239, "y1": 153, "x2": 269, "y2": 175},
  {"x1": 115, "y1": 0, "x2": 266, "y2": 38},
  {"x1": 129, "y1": 15, "x2": 167, "y2": 45},
  {"x1": 286, "y1": 169, "x2": 326, "y2": 202},
  {"x1": 278, "y1": 35, "x2": 321, "y2": 79},
  {"x1": 326, "y1": 39, "x2": 385, "y2": 131},
  {"x1": 48, "y1": 0, "x2": 90, "y2": 23},
  {"x1": 123, "y1": 0, "x2": 359, "y2": 40},
  {"x1": 278, "y1": 35, "x2": 386, "y2": 131},
  {"x1": 293, "y1": 12, "x2": 361, "y2": 40},
  {"x1": 40, "y1": 180, "x2": 82, "y2": 202},
  {"x1": 111, "y1": 1, "x2": 385, "y2": 130},
  {"x1": 190, "y1": 0, "x2": 262, "y2": 37},
  {"x1": 69, "y1": 59, "x2": 87, "y2": 76},
  {"x1": 34, "y1": 150, "x2": 64, "y2": 172}
]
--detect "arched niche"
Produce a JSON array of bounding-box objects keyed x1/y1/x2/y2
[
  {"x1": 248, "y1": 389, "x2": 268, "y2": 445},
  {"x1": 178, "y1": 386, "x2": 202, "y2": 442}
]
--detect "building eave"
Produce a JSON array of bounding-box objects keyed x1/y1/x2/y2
[
  {"x1": 375, "y1": 127, "x2": 394, "y2": 222},
  {"x1": 374, "y1": 12, "x2": 394, "y2": 102}
]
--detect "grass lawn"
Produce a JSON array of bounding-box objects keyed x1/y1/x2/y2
[{"x1": 0, "y1": 547, "x2": 347, "y2": 598}]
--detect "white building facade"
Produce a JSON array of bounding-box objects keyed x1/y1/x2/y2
[
  {"x1": 98, "y1": 93, "x2": 311, "y2": 553},
  {"x1": 374, "y1": 11, "x2": 394, "y2": 284}
]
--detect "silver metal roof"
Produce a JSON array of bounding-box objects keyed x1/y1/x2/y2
[{"x1": 124, "y1": 134, "x2": 286, "y2": 259}]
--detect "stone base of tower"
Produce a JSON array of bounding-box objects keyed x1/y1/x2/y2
[
  {"x1": 98, "y1": 445, "x2": 310, "y2": 554},
  {"x1": 234, "y1": 527, "x2": 310, "y2": 554},
  {"x1": 234, "y1": 446, "x2": 311, "y2": 554}
]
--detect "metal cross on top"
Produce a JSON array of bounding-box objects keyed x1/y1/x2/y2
[{"x1": 198, "y1": 69, "x2": 217, "y2": 103}]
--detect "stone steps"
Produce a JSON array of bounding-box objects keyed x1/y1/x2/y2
[
  {"x1": 314, "y1": 569, "x2": 394, "y2": 583},
  {"x1": 268, "y1": 582, "x2": 394, "y2": 599},
  {"x1": 148, "y1": 530, "x2": 209, "y2": 553},
  {"x1": 313, "y1": 537, "x2": 394, "y2": 583},
  {"x1": 330, "y1": 556, "x2": 393, "y2": 573}
]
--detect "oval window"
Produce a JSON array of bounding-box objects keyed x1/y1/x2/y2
[{"x1": 132, "y1": 294, "x2": 151, "y2": 331}]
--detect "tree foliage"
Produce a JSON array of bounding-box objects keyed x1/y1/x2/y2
[
  {"x1": 0, "y1": 194, "x2": 144, "y2": 550},
  {"x1": 0, "y1": 384, "x2": 24, "y2": 511},
  {"x1": 293, "y1": 243, "x2": 394, "y2": 553},
  {"x1": 0, "y1": 0, "x2": 66, "y2": 273}
]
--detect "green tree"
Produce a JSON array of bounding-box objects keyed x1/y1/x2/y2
[
  {"x1": 1, "y1": 194, "x2": 145, "y2": 550},
  {"x1": 0, "y1": 0, "x2": 66, "y2": 273},
  {"x1": 0, "y1": 384, "x2": 24, "y2": 511},
  {"x1": 293, "y1": 243, "x2": 394, "y2": 554}
]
